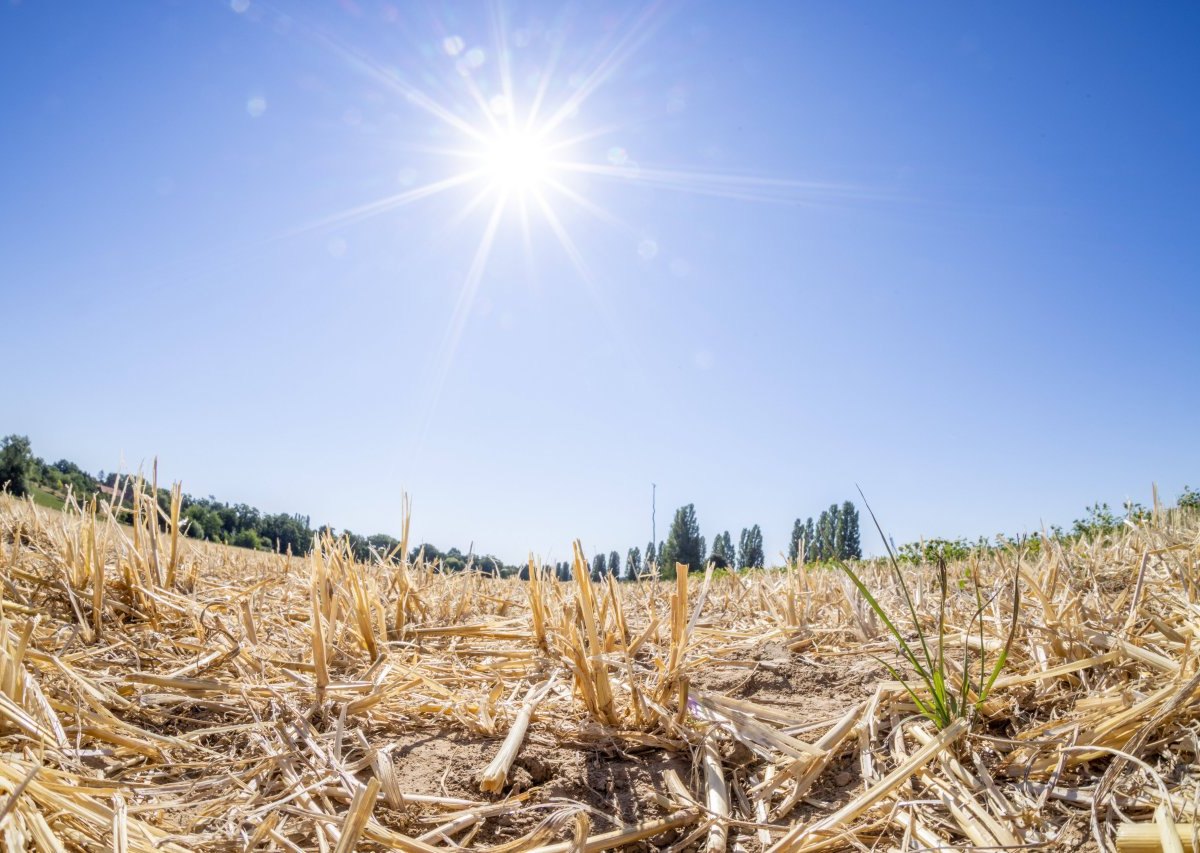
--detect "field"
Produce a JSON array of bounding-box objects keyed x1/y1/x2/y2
[{"x1": 0, "y1": 491, "x2": 1197, "y2": 852}]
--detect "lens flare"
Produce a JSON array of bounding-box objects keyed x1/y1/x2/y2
[{"x1": 480, "y1": 130, "x2": 551, "y2": 193}]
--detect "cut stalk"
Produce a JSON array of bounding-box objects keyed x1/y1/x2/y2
[{"x1": 480, "y1": 675, "x2": 556, "y2": 793}]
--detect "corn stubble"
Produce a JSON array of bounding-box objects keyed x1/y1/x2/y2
[{"x1": 0, "y1": 487, "x2": 1196, "y2": 851}]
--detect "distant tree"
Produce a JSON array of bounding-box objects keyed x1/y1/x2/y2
[
  {"x1": 899, "y1": 538, "x2": 972, "y2": 564},
  {"x1": 825, "y1": 504, "x2": 839, "y2": 560},
  {"x1": 1072, "y1": 503, "x2": 1121, "y2": 539},
  {"x1": 410, "y1": 543, "x2": 442, "y2": 563},
  {"x1": 657, "y1": 541, "x2": 664, "y2": 568},
  {"x1": 0, "y1": 435, "x2": 33, "y2": 497},
  {"x1": 803, "y1": 518, "x2": 816, "y2": 560},
  {"x1": 475, "y1": 555, "x2": 503, "y2": 577},
  {"x1": 645, "y1": 540, "x2": 656, "y2": 574},
  {"x1": 813, "y1": 509, "x2": 835, "y2": 561},
  {"x1": 368, "y1": 533, "x2": 400, "y2": 558},
  {"x1": 626, "y1": 546, "x2": 642, "y2": 578},
  {"x1": 1179, "y1": 486, "x2": 1200, "y2": 511},
  {"x1": 44, "y1": 457, "x2": 97, "y2": 498},
  {"x1": 232, "y1": 528, "x2": 263, "y2": 550},
  {"x1": 738, "y1": 524, "x2": 764, "y2": 569},
  {"x1": 608, "y1": 550, "x2": 621, "y2": 578},
  {"x1": 442, "y1": 547, "x2": 467, "y2": 572},
  {"x1": 833, "y1": 504, "x2": 846, "y2": 561},
  {"x1": 591, "y1": 553, "x2": 606, "y2": 581},
  {"x1": 259, "y1": 512, "x2": 313, "y2": 554},
  {"x1": 341, "y1": 530, "x2": 370, "y2": 562},
  {"x1": 661, "y1": 503, "x2": 703, "y2": 578},
  {"x1": 839, "y1": 501, "x2": 861, "y2": 559},
  {"x1": 710, "y1": 531, "x2": 734, "y2": 569},
  {"x1": 788, "y1": 518, "x2": 804, "y2": 563}
]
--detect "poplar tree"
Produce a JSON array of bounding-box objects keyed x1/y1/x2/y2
[
  {"x1": 627, "y1": 546, "x2": 642, "y2": 577},
  {"x1": 710, "y1": 531, "x2": 734, "y2": 568},
  {"x1": 840, "y1": 501, "x2": 862, "y2": 559},
  {"x1": 661, "y1": 503, "x2": 703, "y2": 578},
  {"x1": 738, "y1": 524, "x2": 764, "y2": 569},
  {"x1": 833, "y1": 505, "x2": 846, "y2": 561},
  {"x1": 788, "y1": 518, "x2": 804, "y2": 563}
]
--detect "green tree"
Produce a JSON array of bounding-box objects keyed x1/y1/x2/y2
[
  {"x1": 1072, "y1": 503, "x2": 1121, "y2": 539},
  {"x1": 1180, "y1": 486, "x2": 1200, "y2": 511},
  {"x1": 710, "y1": 531, "x2": 734, "y2": 569},
  {"x1": 738, "y1": 524, "x2": 764, "y2": 569},
  {"x1": 368, "y1": 533, "x2": 401, "y2": 557},
  {"x1": 645, "y1": 540, "x2": 656, "y2": 574},
  {"x1": 839, "y1": 501, "x2": 861, "y2": 559},
  {"x1": 0, "y1": 435, "x2": 34, "y2": 497},
  {"x1": 607, "y1": 550, "x2": 621, "y2": 578},
  {"x1": 825, "y1": 504, "x2": 839, "y2": 559},
  {"x1": 232, "y1": 528, "x2": 263, "y2": 550},
  {"x1": 788, "y1": 518, "x2": 804, "y2": 563},
  {"x1": 591, "y1": 552, "x2": 606, "y2": 581},
  {"x1": 813, "y1": 507, "x2": 839, "y2": 561},
  {"x1": 661, "y1": 503, "x2": 703, "y2": 578},
  {"x1": 833, "y1": 505, "x2": 846, "y2": 560},
  {"x1": 626, "y1": 546, "x2": 642, "y2": 578}
]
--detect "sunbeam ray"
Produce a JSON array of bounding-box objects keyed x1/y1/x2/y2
[
  {"x1": 551, "y1": 161, "x2": 900, "y2": 205},
  {"x1": 522, "y1": 8, "x2": 569, "y2": 133},
  {"x1": 542, "y1": 176, "x2": 629, "y2": 230},
  {"x1": 531, "y1": 190, "x2": 590, "y2": 284},
  {"x1": 284, "y1": 171, "x2": 483, "y2": 237},
  {"x1": 290, "y1": 13, "x2": 490, "y2": 144},
  {"x1": 262, "y1": 0, "x2": 897, "y2": 438},
  {"x1": 421, "y1": 193, "x2": 510, "y2": 445},
  {"x1": 536, "y1": 1, "x2": 673, "y2": 139},
  {"x1": 489, "y1": 0, "x2": 518, "y2": 135},
  {"x1": 532, "y1": 190, "x2": 653, "y2": 399}
]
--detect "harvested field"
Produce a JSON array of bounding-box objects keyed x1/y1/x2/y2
[{"x1": 0, "y1": 488, "x2": 1198, "y2": 851}]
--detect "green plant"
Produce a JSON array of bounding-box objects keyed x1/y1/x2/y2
[
  {"x1": 0, "y1": 435, "x2": 34, "y2": 497},
  {"x1": 839, "y1": 491, "x2": 1021, "y2": 729}
]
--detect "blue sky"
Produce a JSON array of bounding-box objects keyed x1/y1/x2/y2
[{"x1": 3, "y1": 1, "x2": 1197, "y2": 564}]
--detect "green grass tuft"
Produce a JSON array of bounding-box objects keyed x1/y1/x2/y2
[{"x1": 841, "y1": 489, "x2": 1021, "y2": 729}]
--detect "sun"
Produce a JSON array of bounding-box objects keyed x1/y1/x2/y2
[
  {"x1": 289, "y1": 4, "x2": 849, "y2": 431},
  {"x1": 479, "y1": 130, "x2": 552, "y2": 194}
]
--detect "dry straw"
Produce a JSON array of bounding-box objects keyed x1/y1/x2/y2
[{"x1": 0, "y1": 489, "x2": 1197, "y2": 850}]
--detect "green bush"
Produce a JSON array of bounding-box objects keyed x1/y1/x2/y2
[{"x1": 232, "y1": 529, "x2": 263, "y2": 550}]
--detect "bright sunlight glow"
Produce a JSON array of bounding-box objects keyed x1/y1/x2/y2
[{"x1": 480, "y1": 130, "x2": 552, "y2": 193}]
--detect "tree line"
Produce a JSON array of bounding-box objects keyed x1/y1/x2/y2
[
  {"x1": 0, "y1": 435, "x2": 517, "y2": 572},
  {"x1": 652, "y1": 500, "x2": 860, "y2": 579},
  {"x1": 9, "y1": 434, "x2": 1194, "y2": 578},
  {"x1": 2, "y1": 435, "x2": 864, "y2": 579}
]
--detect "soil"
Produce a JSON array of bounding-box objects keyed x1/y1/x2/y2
[{"x1": 370, "y1": 639, "x2": 884, "y2": 849}]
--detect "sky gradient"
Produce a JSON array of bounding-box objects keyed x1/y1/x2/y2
[{"x1": 3, "y1": 1, "x2": 1198, "y2": 564}]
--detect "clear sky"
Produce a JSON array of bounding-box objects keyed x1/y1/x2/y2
[{"x1": 3, "y1": 1, "x2": 1197, "y2": 564}]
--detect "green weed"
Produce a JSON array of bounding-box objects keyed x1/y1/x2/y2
[{"x1": 840, "y1": 490, "x2": 1020, "y2": 729}]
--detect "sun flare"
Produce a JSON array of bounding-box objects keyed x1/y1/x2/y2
[
  {"x1": 292, "y1": 4, "x2": 850, "y2": 430},
  {"x1": 479, "y1": 130, "x2": 552, "y2": 193}
]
